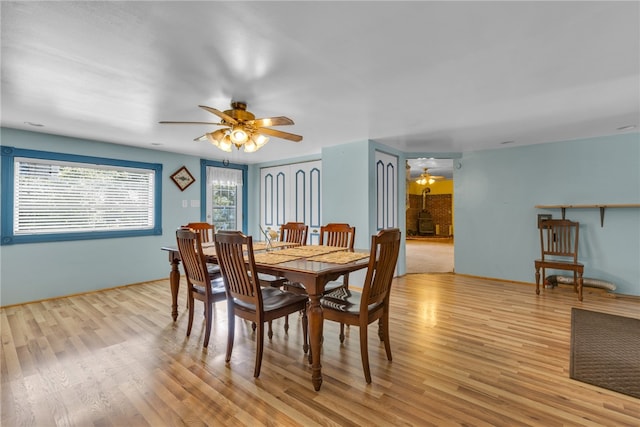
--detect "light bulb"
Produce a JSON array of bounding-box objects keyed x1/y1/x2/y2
[{"x1": 229, "y1": 126, "x2": 248, "y2": 143}]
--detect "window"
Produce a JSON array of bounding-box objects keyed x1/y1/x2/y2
[
  {"x1": 211, "y1": 184, "x2": 238, "y2": 230},
  {"x1": 1, "y1": 146, "x2": 162, "y2": 244}
]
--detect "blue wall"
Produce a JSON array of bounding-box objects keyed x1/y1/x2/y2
[
  {"x1": 0, "y1": 128, "x2": 209, "y2": 305},
  {"x1": 454, "y1": 133, "x2": 640, "y2": 296},
  {"x1": 322, "y1": 141, "x2": 371, "y2": 248},
  {"x1": 2, "y1": 127, "x2": 638, "y2": 306}
]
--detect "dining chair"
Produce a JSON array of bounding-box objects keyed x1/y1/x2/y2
[
  {"x1": 175, "y1": 228, "x2": 227, "y2": 348},
  {"x1": 318, "y1": 222, "x2": 356, "y2": 291},
  {"x1": 283, "y1": 222, "x2": 356, "y2": 333},
  {"x1": 185, "y1": 222, "x2": 214, "y2": 242},
  {"x1": 214, "y1": 230, "x2": 309, "y2": 378},
  {"x1": 320, "y1": 228, "x2": 401, "y2": 383},
  {"x1": 279, "y1": 221, "x2": 309, "y2": 245},
  {"x1": 284, "y1": 222, "x2": 353, "y2": 294},
  {"x1": 259, "y1": 221, "x2": 309, "y2": 291},
  {"x1": 183, "y1": 222, "x2": 221, "y2": 280},
  {"x1": 535, "y1": 219, "x2": 584, "y2": 301}
]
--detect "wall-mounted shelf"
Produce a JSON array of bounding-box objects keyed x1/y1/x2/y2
[{"x1": 535, "y1": 204, "x2": 640, "y2": 227}]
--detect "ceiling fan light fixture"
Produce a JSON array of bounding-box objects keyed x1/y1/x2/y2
[
  {"x1": 251, "y1": 132, "x2": 269, "y2": 147},
  {"x1": 229, "y1": 126, "x2": 249, "y2": 143},
  {"x1": 206, "y1": 133, "x2": 219, "y2": 147},
  {"x1": 415, "y1": 167, "x2": 443, "y2": 185},
  {"x1": 160, "y1": 101, "x2": 302, "y2": 154},
  {"x1": 243, "y1": 140, "x2": 258, "y2": 153},
  {"x1": 206, "y1": 129, "x2": 227, "y2": 147},
  {"x1": 218, "y1": 136, "x2": 233, "y2": 152}
]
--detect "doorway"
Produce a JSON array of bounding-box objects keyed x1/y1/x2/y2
[
  {"x1": 405, "y1": 158, "x2": 455, "y2": 273},
  {"x1": 406, "y1": 238, "x2": 454, "y2": 273}
]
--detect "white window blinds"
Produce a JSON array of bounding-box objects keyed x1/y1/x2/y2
[{"x1": 14, "y1": 157, "x2": 155, "y2": 234}]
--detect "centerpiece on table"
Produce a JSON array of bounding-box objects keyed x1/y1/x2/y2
[{"x1": 260, "y1": 225, "x2": 279, "y2": 251}]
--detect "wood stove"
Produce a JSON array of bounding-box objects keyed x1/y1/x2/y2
[{"x1": 418, "y1": 210, "x2": 435, "y2": 235}]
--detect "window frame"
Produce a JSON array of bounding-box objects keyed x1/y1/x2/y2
[
  {"x1": 1, "y1": 146, "x2": 163, "y2": 245},
  {"x1": 200, "y1": 159, "x2": 248, "y2": 233}
]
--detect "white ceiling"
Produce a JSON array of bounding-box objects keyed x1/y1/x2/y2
[{"x1": 2, "y1": 1, "x2": 638, "y2": 178}]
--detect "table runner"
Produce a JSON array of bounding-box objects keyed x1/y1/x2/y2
[
  {"x1": 253, "y1": 241, "x2": 300, "y2": 251},
  {"x1": 306, "y1": 251, "x2": 370, "y2": 264},
  {"x1": 200, "y1": 243, "x2": 364, "y2": 264},
  {"x1": 251, "y1": 252, "x2": 302, "y2": 265},
  {"x1": 202, "y1": 246, "x2": 216, "y2": 257},
  {"x1": 200, "y1": 241, "x2": 297, "y2": 255},
  {"x1": 276, "y1": 246, "x2": 346, "y2": 257}
]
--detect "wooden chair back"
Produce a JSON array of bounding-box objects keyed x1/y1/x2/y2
[
  {"x1": 185, "y1": 222, "x2": 215, "y2": 243},
  {"x1": 535, "y1": 219, "x2": 584, "y2": 300},
  {"x1": 539, "y1": 219, "x2": 579, "y2": 263},
  {"x1": 214, "y1": 230, "x2": 262, "y2": 308},
  {"x1": 279, "y1": 222, "x2": 308, "y2": 245},
  {"x1": 214, "y1": 229, "x2": 309, "y2": 377},
  {"x1": 320, "y1": 227, "x2": 401, "y2": 383},
  {"x1": 319, "y1": 223, "x2": 356, "y2": 249},
  {"x1": 176, "y1": 228, "x2": 211, "y2": 292},
  {"x1": 176, "y1": 228, "x2": 227, "y2": 347},
  {"x1": 361, "y1": 228, "x2": 401, "y2": 309}
]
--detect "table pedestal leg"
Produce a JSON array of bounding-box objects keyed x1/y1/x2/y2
[
  {"x1": 307, "y1": 293, "x2": 323, "y2": 391},
  {"x1": 169, "y1": 257, "x2": 180, "y2": 322}
]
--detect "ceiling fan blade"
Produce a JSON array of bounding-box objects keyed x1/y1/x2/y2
[
  {"x1": 159, "y1": 121, "x2": 223, "y2": 125},
  {"x1": 199, "y1": 105, "x2": 238, "y2": 125},
  {"x1": 257, "y1": 127, "x2": 303, "y2": 142},
  {"x1": 248, "y1": 116, "x2": 295, "y2": 127}
]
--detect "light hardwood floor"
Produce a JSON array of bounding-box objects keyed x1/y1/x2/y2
[
  {"x1": 2, "y1": 274, "x2": 639, "y2": 426},
  {"x1": 405, "y1": 238, "x2": 454, "y2": 274}
]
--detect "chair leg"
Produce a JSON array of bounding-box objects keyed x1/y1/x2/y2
[
  {"x1": 382, "y1": 311, "x2": 392, "y2": 361},
  {"x1": 339, "y1": 279, "x2": 348, "y2": 342},
  {"x1": 203, "y1": 302, "x2": 213, "y2": 348},
  {"x1": 225, "y1": 306, "x2": 235, "y2": 363},
  {"x1": 254, "y1": 321, "x2": 264, "y2": 378},
  {"x1": 302, "y1": 309, "x2": 308, "y2": 355},
  {"x1": 577, "y1": 272, "x2": 584, "y2": 301},
  {"x1": 360, "y1": 324, "x2": 372, "y2": 384},
  {"x1": 535, "y1": 265, "x2": 541, "y2": 295},
  {"x1": 186, "y1": 294, "x2": 195, "y2": 337},
  {"x1": 378, "y1": 319, "x2": 384, "y2": 341},
  {"x1": 284, "y1": 315, "x2": 289, "y2": 333},
  {"x1": 268, "y1": 320, "x2": 273, "y2": 339}
]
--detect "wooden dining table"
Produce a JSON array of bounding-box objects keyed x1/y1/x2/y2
[{"x1": 160, "y1": 241, "x2": 370, "y2": 391}]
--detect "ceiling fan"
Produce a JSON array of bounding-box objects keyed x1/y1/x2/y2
[
  {"x1": 159, "y1": 101, "x2": 302, "y2": 153},
  {"x1": 415, "y1": 168, "x2": 444, "y2": 185}
]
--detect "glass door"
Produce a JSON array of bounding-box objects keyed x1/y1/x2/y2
[{"x1": 205, "y1": 166, "x2": 244, "y2": 231}]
